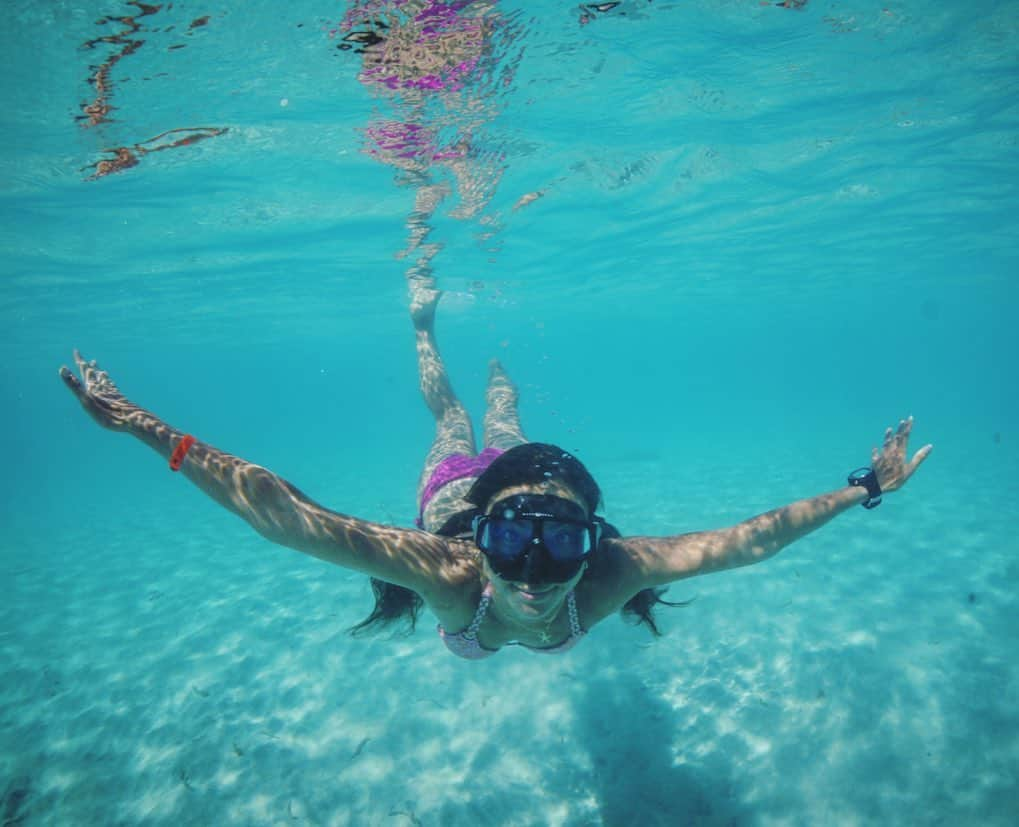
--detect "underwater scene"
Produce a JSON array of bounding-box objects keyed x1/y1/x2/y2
[{"x1": 2, "y1": 1, "x2": 1017, "y2": 824}]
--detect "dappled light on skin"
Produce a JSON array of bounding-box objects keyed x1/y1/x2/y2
[
  {"x1": 615, "y1": 416, "x2": 930, "y2": 591},
  {"x1": 409, "y1": 275, "x2": 528, "y2": 535},
  {"x1": 58, "y1": 351, "x2": 474, "y2": 596},
  {"x1": 618, "y1": 488, "x2": 866, "y2": 590},
  {"x1": 60, "y1": 349, "x2": 933, "y2": 660},
  {"x1": 184, "y1": 449, "x2": 479, "y2": 592}
]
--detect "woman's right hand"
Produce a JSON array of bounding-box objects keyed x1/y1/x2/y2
[{"x1": 59, "y1": 350, "x2": 139, "y2": 431}]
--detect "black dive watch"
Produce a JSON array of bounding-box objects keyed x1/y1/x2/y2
[{"x1": 848, "y1": 467, "x2": 882, "y2": 509}]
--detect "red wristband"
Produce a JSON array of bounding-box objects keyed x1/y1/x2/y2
[{"x1": 170, "y1": 435, "x2": 196, "y2": 471}]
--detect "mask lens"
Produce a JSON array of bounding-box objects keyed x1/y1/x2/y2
[
  {"x1": 484, "y1": 518, "x2": 533, "y2": 559},
  {"x1": 473, "y1": 495, "x2": 601, "y2": 584},
  {"x1": 475, "y1": 516, "x2": 529, "y2": 580},
  {"x1": 540, "y1": 520, "x2": 591, "y2": 560}
]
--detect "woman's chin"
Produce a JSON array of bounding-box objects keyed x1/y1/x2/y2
[
  {"x1": 506, "y1": 583, "x2": 561, "y2": 611},
  {"x1": 509, "y1": 582, "x2": 555, "y2": 596}
]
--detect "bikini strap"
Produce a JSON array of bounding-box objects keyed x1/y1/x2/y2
[
  {"x1": 566, "y1": 591, "x2": 583, "y2": 637},
  {"x1": 463, "y1": 582, "x2": 494, "y2": 640},
  {"x1": 467, "y1": 585, "x2": 580, "y2": 643}
]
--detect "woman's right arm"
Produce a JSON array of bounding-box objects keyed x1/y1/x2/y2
[{"x1": 59, "y1": 351, "x2": 458, "y2": 594}]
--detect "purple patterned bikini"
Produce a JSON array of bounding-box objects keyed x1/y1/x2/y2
[{"x1": 416, "y1": 447, "x2": 503, "y2": 528}]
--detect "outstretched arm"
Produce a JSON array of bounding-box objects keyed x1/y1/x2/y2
[
  {"x1": 614, "y1": 418, "x2": 933, "y2": 591},
  {"x1": 59, "y1": 351, "x2": 459, "y2": 594}
]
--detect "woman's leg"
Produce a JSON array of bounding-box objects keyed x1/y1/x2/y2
[
  {"x1": 410, "y1": 276, "x2": 477, "y2": 528},
  {"x1": 482, "y1": 358, "x2": 527, "y2": 451},
  {"x1": 397, "y1": 177, "x2": 450, "y2": 261}
]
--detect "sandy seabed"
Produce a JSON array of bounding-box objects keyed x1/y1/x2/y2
[{"x1": 2, "y1": 458, "x2": 1016, "y2": 826}]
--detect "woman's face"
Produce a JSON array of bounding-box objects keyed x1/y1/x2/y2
[
  {"x1": 479, "y1": 482, "x2": 592, "y2": 622},
  {"x1": 483, "y1": 555, "x2": 586, "y2": 623}
]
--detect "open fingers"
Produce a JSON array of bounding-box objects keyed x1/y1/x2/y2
[
  {"x1": 72, "y1": 350, "x2": 100, "y2": 391},
  {"x1": 908, "y1": 443, "x2": 933, "y2": 474},
  {"x1": 59, "y1": 365, "x2": 84, "y2": 399},
  {"x1": 881, "y1": 418, "x2": 913, "y2": 453},
  {"x1": 61, "y1": 351, "x2": 104, "y2": 401},
  {"x1": 66, "y1": 350, "x2": 93, "y2": 391}
]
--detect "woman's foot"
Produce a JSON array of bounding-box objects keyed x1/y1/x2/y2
[{"x1": 409, "y1": 278, "x2": 441, "y2": 331}]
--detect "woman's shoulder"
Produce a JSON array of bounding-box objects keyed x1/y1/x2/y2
[
  {"x1": 422, "y1": 536, "x2": 484, "y2": 611},
  {"x1": 587, "y1": 534, "x2": 638, "y2": 579},
  {"x1": 576, "y1": 536, "x2": 644, "y2": 620}
]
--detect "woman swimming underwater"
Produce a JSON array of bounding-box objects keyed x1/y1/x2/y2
[{"x1": 59, "y1": 285, "x2": 931, "y2": 659}]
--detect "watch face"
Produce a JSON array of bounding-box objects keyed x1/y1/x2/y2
[{"x1": 849, "y1": 468, "x2": 871, "y2": 482}]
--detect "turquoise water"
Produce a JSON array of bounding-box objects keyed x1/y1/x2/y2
[{"x1": 3, "y1": 0, "x2": 1017, "y2": 824}]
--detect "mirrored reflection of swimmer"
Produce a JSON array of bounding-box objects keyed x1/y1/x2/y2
[
  {"x1": 336, "y1": 1, "x2": 516, "y2": 279},
  {"x1": 78, "y1": 1, "x2": 161, "y2": 128},
  {"x1": 79, "y1": 2, "x2": 211, "y2": 127},
  {"x1": 78, "y1": 3, "x2": 223, "y2": 180},
  {"x1": 83, "y1": 127, "x2": 228, "y2": 181},
  {"x1": 578, "y1": 3, "x2": 622, "y2": 26}
]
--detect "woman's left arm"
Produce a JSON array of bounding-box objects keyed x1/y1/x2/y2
[{"x1": 615, "y1": 418, "x2": 933, "y2": 589}]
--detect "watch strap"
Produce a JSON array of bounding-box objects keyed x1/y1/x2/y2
[{"x1": 848, "y1": 467, "x2": 882, "y2": 509}]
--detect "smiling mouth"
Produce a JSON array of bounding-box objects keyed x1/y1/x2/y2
[{"x1": 510, "y1": 583, "x2": 556, "y2": 597}]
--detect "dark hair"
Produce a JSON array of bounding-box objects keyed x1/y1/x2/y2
[
  {"x1": 348, "y1": 443, "x2": 690, "y2": 637},
  {"x1": 464, "y1": 443, "x2": 601, "y2": 513},
  {"x1": 598, "y1": 519, "x2": 694, "y2": 636},
  {"x1": 621, "y1": 587, "x2": 693, "y2": 634},
  {"x1": 348, "y1": 579, "x2": 423, "y2": 638}
]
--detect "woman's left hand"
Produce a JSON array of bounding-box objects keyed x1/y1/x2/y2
[
  {"x1": 59, "y1": 350, "x2": 140, "y2": 432},
  {"x1": 871, "y1": 416, "x2": 932, "y2": 494}
]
